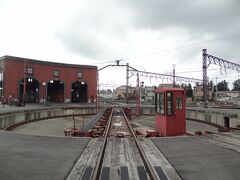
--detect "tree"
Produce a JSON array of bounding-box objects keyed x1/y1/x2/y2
[
  {"x1": 217, "y1": 80, "x2": 229, "y2": 91},
  {"x1": 180, "y1": 83, "x2": 193, "y2": 98},
  {"x1": 99, "y1": 89, "x2": 106, "y2": 94},
  {"x1": 232, "y1": 79, "x2": 240, "y2": 91},
  {"x1": 209, "y1": 80, "x2": 213, "y2": 88},
  {"x1": 106, "y1": 89, "x2": 112, "y2": 93},
  {"x1": 186, "y1": 83, "x2": 193, "y2": 98},
  {"x1": 180, "y1": 83, "x2": 185, "y2": 89}
]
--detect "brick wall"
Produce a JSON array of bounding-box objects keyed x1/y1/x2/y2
[{"x1": 2, "y1": 57, "x2": 97, "y2": 102}]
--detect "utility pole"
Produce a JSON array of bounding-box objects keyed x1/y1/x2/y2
[
  {"x1": 96, "y1": 71, "x2": 99, "y2": 113},
  {"x1": 136, "y1": 72, "x2": 140, "y2": 116},
  {"x1": 173, "y1": 64, "x2": 176, "y2": 87},
  {"x1": 202, "y1": 49, "x2": 208, "y2": 107},
  {"x1": 201, "y1": 49, "x2": 240, "y2": 105},
  {"x1": 42, "y1": 82, "x2": 46, "y2": 103},
  {"x1": 215, "y1": 77, "x2": 218, "y2": 101},
  {"x1": 72, "y1": 115, "x2": 76, "y2": 136},
  {"x1": 0, "y1": 62, "x2": 4, "y2": 108},
  {"x1": 126, "y1": 63, "x2": 129, "y2": 104},
  {"x1": 23, "y1": 60, "x2": 27, "y2": 106}
]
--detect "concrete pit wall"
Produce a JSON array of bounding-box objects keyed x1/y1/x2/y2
[
  {"x1": 230, "y1": 117, "x2": 240, "y2": 128},
  {"x1": 0, "y1": 107, "x2": 96, "y2": 130},
  {"x1": 186, "y1": 109, "x2": 240, "y2": 129},
  {"x1": 128, "y1": 106, "x2": 240, "y2": 129},
  {"x1": 186, "y1": 110, "x2": 225, "y2": 127},
  {"x1": 1, "y1": 105, "x2": 239, "y2": 131},
  {"x1": 130, "y1": 106, "x2": 155, "y2": 116}
]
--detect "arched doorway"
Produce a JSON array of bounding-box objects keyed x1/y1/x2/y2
[
  {"x1": 19, "y1": 78, "x2": 39, "y2": 103},
  {"x1": 47, "y1": 80, "x2": 64, "y2": 102},
  {"x1": 71, "y1": 81, "x2": 88, "y2": 103}
]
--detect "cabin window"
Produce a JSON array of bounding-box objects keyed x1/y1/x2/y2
[
  {"x1": 159, "y1": 92, "x2": 165, "y2": 115},
  {"x1": 155, "y1": 93, "x2": 158, "y2": 113},
  {"x1": 176, "y1": 97, "x2": 183, "y2": 110},
  {"x1": 167, "y1": 92, "x2": 173, "y2": 116}
]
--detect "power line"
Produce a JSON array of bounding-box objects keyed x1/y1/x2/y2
[
  {"x1": 124, "y1": 32, "x2": 240, "y2": 60},
  {"x1": 177, "y1": 67, "x2": 240, "y2": 74},
  {"x1": 176, "y1": 68, "x2": 220, "y2": 74},
  {"x1": 93, "y1": 59, "x2": 125, "y2": 65},
  {"x1": 212, "y1": 78, "x2": 238, "y2": 82},
  {"x1": 90, "y1": 32, "x2": 240, "y2": 65}
]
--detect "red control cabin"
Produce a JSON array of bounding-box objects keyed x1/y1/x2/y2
[{"x1": 155, "y1": 88, "x2": 186, "y2": 136}]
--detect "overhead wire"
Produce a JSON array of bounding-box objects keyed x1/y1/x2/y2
[
  {"x1": 94, "y1": 33, "x2": 240, "y2": 63},
  {"x1": 176, "y1": 68, "x2": 221, "y2": 74},
  {"x1": 97, "y1": 32, "x2": 240, "y2": 87}
]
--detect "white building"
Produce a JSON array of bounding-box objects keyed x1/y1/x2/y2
[
  {"x1": 141, "y1": 86, "x2": 155, "y2": 104},
  {"x1": 216, "y1": 91, "x2": 240, "y2": 102}
]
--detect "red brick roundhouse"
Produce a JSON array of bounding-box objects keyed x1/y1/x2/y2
[{"x1": 0, "y1": 55, "x2": 97, "y2": 104}]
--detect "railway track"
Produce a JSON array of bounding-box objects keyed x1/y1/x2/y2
[
  {"x1": 90, "y1": 106, "x2": 161, "y2": 180},
  {"x1": 67, "y1": 106, "x2": 173, "y2": 180}
]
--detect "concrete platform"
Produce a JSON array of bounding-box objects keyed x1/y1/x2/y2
[
  {"x1": 0, "y1": 131, "x2": 90, "y2": 180},
  {"x1": 151, "y1": 136, "x2": 240, "y2": 180}
]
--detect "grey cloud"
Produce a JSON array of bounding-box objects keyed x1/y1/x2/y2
[
  {"x1": 57, "y1": 0, "x2": 240, "y2": 63},
  {"x1": 121, "y1": 0, "x2": 240, "y2": 39},
  {"x1": 56, "y1": 0, "x2": 133, "y2": 60},
  {"x1": 60, "y1": 31, "x2": 103, "y2": 59},
  {"x1": 121, "y1": 0, "x2": 240, "y2": 66}
]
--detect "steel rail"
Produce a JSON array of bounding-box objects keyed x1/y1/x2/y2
[
  {"x1": 92, "y1": 106, "x2": 159, "y2": 180},
  {"x1": 91, "y1": 107, "x2": 114, "y2": 180},
  {"x1": 121, "y1": 108, "x2": 159, "y2": 180}
]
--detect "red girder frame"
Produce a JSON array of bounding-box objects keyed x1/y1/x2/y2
[{"x1": 202, "y1": 49, "x2": 240, "y2": 103}]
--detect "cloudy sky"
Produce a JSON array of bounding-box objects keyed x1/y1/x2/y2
[{"x1": 0, "y1": 0, "x2": 239, "y2": 89}]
